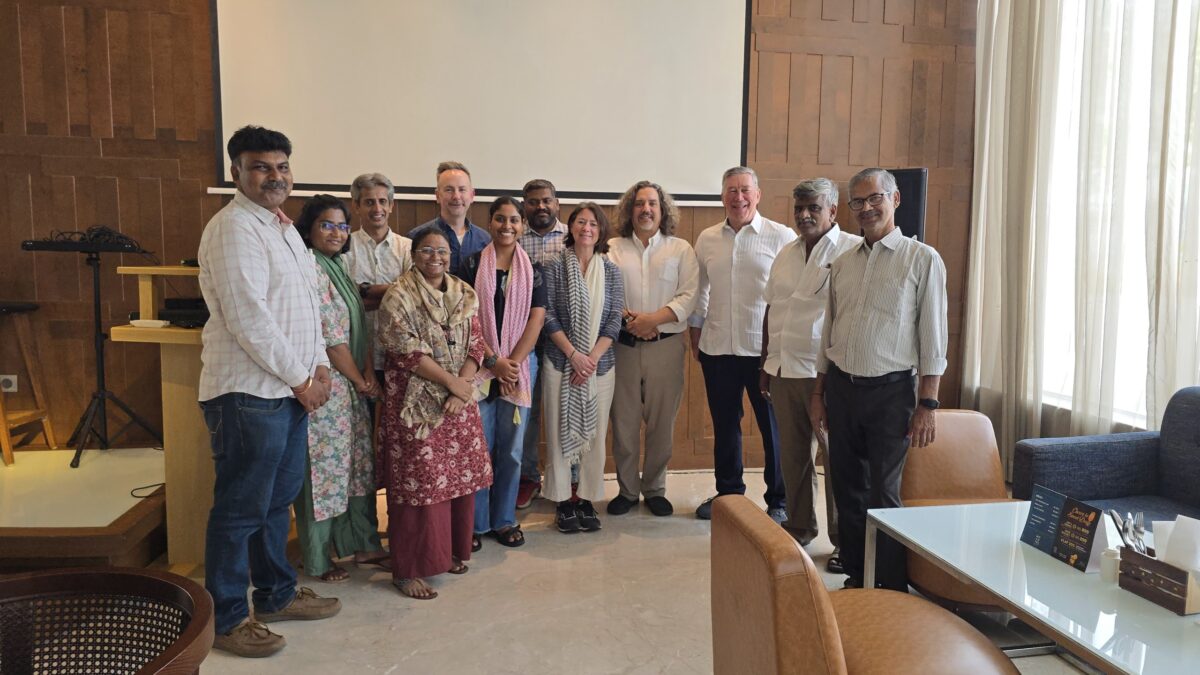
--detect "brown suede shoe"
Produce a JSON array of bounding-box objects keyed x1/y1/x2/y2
[
  {"x1": 213, "y1": 619, "x2": 286, "y2": 658},
  {"x1": 255, "y1": 587, "x2": 342, "y2": 624}
]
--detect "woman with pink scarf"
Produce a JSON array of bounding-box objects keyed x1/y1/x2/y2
[{"x1": 463, "y1": 196, "x2": 547, "y2": 550}]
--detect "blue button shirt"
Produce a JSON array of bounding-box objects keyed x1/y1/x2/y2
[{"x1": 409, "y1": 216, "x2": 491, "y2": 282}]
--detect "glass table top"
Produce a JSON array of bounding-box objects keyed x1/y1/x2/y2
[{"x1": 870, "y1": 501, "x2": 1200, "y2": 675}]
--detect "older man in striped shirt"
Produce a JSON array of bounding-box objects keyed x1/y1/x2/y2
[{"x1": 809, "y1": 167, "x2": 948, "y2": 592}]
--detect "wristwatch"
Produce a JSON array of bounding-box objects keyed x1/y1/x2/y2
[
  {"x1": 918, "y1": 398, "x2": 940, "y2": 410},
  {"x1": 358, "y1": 282, "x2": 371, "y2": 299},
  {"x1": 483, "y1": 354, "x2": 498, "y2": 370}
]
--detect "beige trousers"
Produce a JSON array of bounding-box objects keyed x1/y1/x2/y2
[
  {"x1": 609, "y1": 334, "x2": 687, "y2": 500},
  {"x1": 542, "y1": 362, "x2": 616, "y2": 503},
  {"x1": 770, "y1": 375, "x2": 839, "y2": 547}
]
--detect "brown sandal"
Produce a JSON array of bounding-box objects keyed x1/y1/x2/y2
[
  {"x1": 393, "y1": 578, "x2": 438, "y2": 600},
  {"x1": 447, "y1": 559, "x2": 469, "y2": 575}
]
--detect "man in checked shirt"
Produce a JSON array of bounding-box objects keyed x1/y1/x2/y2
[{"x1": 198, "y1": 126, "x2": 341, "y2": 657}]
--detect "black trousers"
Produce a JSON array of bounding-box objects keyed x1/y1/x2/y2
[
  {"x1": 699, "y1": 352, "x2": 785, "y2": 510},
  {"x1": 826, "y1": 365, "x2": 915, "y2": 590}
]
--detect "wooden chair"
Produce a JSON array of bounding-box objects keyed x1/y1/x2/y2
[
  {"x1": 0, "y1": 567, "x2": 214, "y2": 674},
  {"x1": 0, "y1": 302, "x2": 58, "y2": 465},
  {"x1": 711, "y1": 495, "x2": 1018, "y2": 674}
]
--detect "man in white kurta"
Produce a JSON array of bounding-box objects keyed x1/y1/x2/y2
[{"x1": 759, "y1": 178, "x2": 860, "y2": 572}]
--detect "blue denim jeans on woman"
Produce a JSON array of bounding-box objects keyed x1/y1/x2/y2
[
  {"x1": 475, "y1": 355, "x2": 537, "y2": 534},
  {"x1": 201, "y1": 392, "x2": 308, "y2": 634}
]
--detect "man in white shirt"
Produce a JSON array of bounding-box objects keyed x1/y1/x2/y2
[
  {"x1": 810, "y1": 168, "x2": 948, "y2": 591},
  {"x1": 342, "y1": 172, "x2": 412, "y2": 381},
  {"x1": 759, "y1": 178, "x2": 860, "y2": 573},
  {"x1": 607, "y1": 181, "x2": 700, "y2": 517},
  {"x1": 690, "y1": 167, "x2": 797, "y2": 521},
  {"x1": 197, "y1": 126, "x2": 341, "y2": 658}
]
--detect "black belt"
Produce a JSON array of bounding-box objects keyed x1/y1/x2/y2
[
  {"x1": 830, "y1": 364, "x2": 912, "y2": 386},
  {"x1": 619, "y1": 330, "x2": 680, "y2": 344}
]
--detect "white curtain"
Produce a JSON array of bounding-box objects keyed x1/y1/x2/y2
[
  {"x1": 963, "y1": 0, "x2": 1200, "y2": 476},
  {"x1": 1146, "y1": 1, "x2": 1200, "y2": 423}
]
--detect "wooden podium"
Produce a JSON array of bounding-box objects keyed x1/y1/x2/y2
[{"x1": 111, "y1": 266, "x2": 211, "y2": 565}]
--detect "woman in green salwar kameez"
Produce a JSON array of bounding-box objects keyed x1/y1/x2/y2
[{"x1": 293, "y1": 194, "x2": 387, "y2": 582}]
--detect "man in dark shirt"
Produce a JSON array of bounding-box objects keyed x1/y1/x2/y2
[{"x1": 408, "y1": 161, "x2": 491, "y2": 279}]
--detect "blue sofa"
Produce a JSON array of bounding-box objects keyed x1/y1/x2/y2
[{"x1": 1012, "y1": 386, "x2": 1200, "y2": 531}]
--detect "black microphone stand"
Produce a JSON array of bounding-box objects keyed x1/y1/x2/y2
[{"x1": 65, "y1": 251, "x2": 163, "y2": 467}]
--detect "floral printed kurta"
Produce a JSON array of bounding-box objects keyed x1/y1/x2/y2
[
  {"x1": 380, "y1": 317, "x2": 492, "y2": 506},
  {"x1": 308, "y1": 258, "x2": 375, "y2": 522}
]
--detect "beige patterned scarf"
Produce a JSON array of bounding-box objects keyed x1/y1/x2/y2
[{"x1": 378, "y1": 267, "x2": 478, "y2": 439}]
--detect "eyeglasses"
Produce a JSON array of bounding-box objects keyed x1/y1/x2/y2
[
  {"x1": 416, "y1": 246, "x2": 451, "y2": 257},
  {"x1": 847, "y1": 192, "x2": 891, "y2": 211},
  {"x1": 318, "y1": 221, "x2": 351, "y2": 233}
]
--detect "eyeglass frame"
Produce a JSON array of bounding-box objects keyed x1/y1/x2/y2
[
  {"x1": 847, "y1": 191, "x2": 894, "y2": 211},
  {"x1": 318, "y1": 221, "x2": 352, "y2": 233},
  {"x1": 415, "y1": 246, "x2": 451, "y2": 257}
]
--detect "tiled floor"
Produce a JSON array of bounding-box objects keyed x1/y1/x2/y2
[
  {"x1": 0, "y1": 447, "x2": 164, "y2": 527},
  {"x1": 199, "y1": 469, "x2": 1083, "y2": 674}
]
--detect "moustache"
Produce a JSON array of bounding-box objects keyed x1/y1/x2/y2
[{"x1": 262, "y1": 181, "x2": 288, "y2": 191}]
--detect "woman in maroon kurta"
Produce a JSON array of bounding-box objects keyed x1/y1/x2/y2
[{"x1": 377, "y1": 229, "x2": 491, "y2": 600}]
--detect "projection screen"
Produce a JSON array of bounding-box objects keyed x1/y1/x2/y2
[{"x1": 213, "y1": 1, "x2": 749, "y2": 200}]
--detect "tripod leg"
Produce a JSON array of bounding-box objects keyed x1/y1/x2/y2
[
  {"x1": 70, "y1": 396, "x2": 102, "y2": 468},
  {"x1": 106, "y1": 392, "x2": 164, "y2": 444},
  {"x1": 66, "y1": 400, "x2": 91, "y2": 448}
]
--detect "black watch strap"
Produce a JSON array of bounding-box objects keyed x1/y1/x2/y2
[{"x1": 919, "y1": 398, "x2": 940, "y2": 410}]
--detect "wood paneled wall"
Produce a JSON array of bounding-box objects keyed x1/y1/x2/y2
[
  {"x1": 0, "y1": 0, "x2": 221, "y2": 447},
  {"x1": 0, "y1": 0, "x2": 976, "y2": 471}
]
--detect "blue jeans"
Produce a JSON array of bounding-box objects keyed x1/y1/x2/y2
[
  {"x1": 519, "y1": 348, "x2": 544, "y2": 482},
  {"x1": 475, "y1": 356, "x2": 537, "y2": 533},
  {"x1": 201, "y1": 393, "x2": 308, "y2": 634}
]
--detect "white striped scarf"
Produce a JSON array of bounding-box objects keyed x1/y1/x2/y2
[{"x1": 557, "y1": 249, "x2": 602, "y2": 462}]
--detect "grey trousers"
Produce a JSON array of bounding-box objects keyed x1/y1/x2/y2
[
  {"x1": 610, "y1": 334, "x2": 687, "y2": 500},
  {"x1": 770, "y1": 375, "x2": 839, "y2": 547}
]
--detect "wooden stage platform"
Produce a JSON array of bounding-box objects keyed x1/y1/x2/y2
[{"x1": 0, "y1": 448, "x2": 167, "y2": 573}]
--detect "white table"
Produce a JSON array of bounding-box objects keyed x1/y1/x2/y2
[{"x1": 865, "y1": 501, "x2": 1199, "y2": 675}]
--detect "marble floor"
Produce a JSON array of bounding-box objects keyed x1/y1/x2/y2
[
  {"x1": 202, "y1": 469, "x2": 1082, "y2": 674},
  {"x1": 0, "y1": 447, "x2": 164, "y2": 527}
]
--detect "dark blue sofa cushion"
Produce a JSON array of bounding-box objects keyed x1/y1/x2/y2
[{"x1": 1085, "y1": 495, "x2": 1200, "y2": 533}]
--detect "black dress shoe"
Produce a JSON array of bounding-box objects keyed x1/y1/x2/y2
[
  {"x1": 842, "y1": 577, "x2": 863, "y2": 589},
  {"x1": 556, "y1": 501, "x2": 581, "y2": 533},
  {"x1": 645, "y1": 495, "x2": 674, "y2": 517},
  {"x1": 576, "y1": 499, "x2": 602, "y2": 531},
  {"x1": 606, "y1": 495, "x2": 638, "y2": 515}
]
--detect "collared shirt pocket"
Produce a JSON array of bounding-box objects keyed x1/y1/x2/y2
[
  {"x1": 807, "y1": 266, "x2": 832, "y2": 296},
  {"x1": 659, "y1": 257, "x2": 680, "y2": 284}
]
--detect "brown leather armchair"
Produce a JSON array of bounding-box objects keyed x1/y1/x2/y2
[
  {"x1": 900, "y1": 409, "x2": 1017, "y2": 608},
  {"x1": 711, "y1": 495, "x2": 1018, "y2": 675}
]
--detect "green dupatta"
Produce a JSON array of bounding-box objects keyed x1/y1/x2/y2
[{"x1": 314, "y1": 250, "x2": 368, "y2": 370}]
